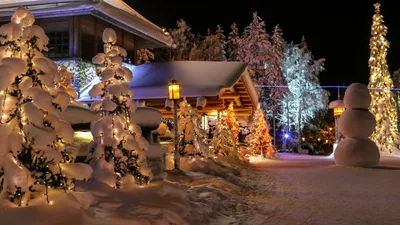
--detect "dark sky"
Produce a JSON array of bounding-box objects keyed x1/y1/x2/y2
[{"x1": 127, "y1": 0, "x2": 400, "y2": 88}]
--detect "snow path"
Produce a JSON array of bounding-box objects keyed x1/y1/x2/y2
[{"x1": 245, "y1": 153, "x2": 400, "y2": 225}]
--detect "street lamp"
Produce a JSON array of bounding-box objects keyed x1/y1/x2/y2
[
  {"x1": 168, "y1": 79, "x2": 181, "y2": 170},
  {"x1": 328, "y1": 99, "x2": 345, "y2": 156}
]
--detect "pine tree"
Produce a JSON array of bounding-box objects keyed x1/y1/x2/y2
[
  {"x1": 237, "y1": 12, "x2": 271, "y2": 83},
  {"x1": 368, "y1": 3, "x2": 400, "y2": 153},
  {"x1": 189, "y1": 26, "x2": 227, "y2": 61},
  {"x1": 0, "y1": 7, "x2": 92, "y2": 206},
  {"x1": 264, "y1": 25, "x2": 287, "y2": 113},
  {"x1": 57, "y1": 66, "x2": 84, "y2": 106},
  {"x1": 88, "y1": 28, "x2": 152, "y2": 188},
  {"x1": 226, "y1": 23, "x2": 240, "y2": 61},
  {"x1": 211, "y1": 113, "x2": 235, "y2": 156},
  {"x1": 278, "y1": 42, "x2": 329, "y2": 150},
  {"x1": 246, "y1": 105, "x2": 276, "y2": 158},
  {"x1": 177, "y1": 99, "x2": 196, "y2": 156},
  {"x1": 226, "y1": 102, "x2": 239, "y2": 142},
  {"x1": 169, "y1": 19, "x2": 195, "y2": 60}
]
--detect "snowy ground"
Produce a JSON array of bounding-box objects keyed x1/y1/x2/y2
[
  {"x1": 248, "y1": 153, "x2": 400, "y2": 225},
  {"x1": 1, "y1": 153, "x2": 400, "y2": 225}
]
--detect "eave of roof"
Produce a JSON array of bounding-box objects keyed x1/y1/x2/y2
[{"x1": 0, "y1": 0, "x2": 173, "y2": 48}]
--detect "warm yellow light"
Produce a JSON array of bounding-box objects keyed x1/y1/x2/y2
[
  {"x1": 301, "y1": 137, "x2": 305, "y2": 142},
  {"x1": 329, "y1": 127, "x2": 333, "y2": 131},
  {"x1": 317, "y1": 138, "x2": 321, "y2": 142},
  {"x1": 333, "y1": 107, "x2": 345, "y2": 116},
  {"x1": 168, "y1": 79, "x2": 180, "y2": 100},
  {"x1": 325, "y1": 140, "x2": 328, "y2": 143},
  {"x1": 201, "y1": 114, "x2": 208, "y2": 130}
]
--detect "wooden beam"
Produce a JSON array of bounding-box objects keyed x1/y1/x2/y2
[{"x1": 220, "y1": 94, "x2": 241, "y2": 99}]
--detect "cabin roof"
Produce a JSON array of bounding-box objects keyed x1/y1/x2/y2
[
  {"x1": 78, "y1": 61, "x2": 259, "y2": 117},
  {"x1": 0, "y1": 0, "x2": 173, "y2": 48}
]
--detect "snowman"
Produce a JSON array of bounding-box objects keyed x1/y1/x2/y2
[{"x1": 334, "y1": 83, "x2": 380, "y2": 167}]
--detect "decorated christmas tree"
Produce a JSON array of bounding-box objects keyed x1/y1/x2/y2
[
  {"x1": 57, "y1": 65, "x2": 84, "y2": 106},
  {"x1": 246, "y1": 105, "x2": 276, "y2": 158},
  {"x1": 211, "y1": 113, "x2": 236, "y2": 156},
  {"x1": 88, "y1": 28, "x2": 152, "y2": 188},
  {"x1": 0, "y1": 7, "x2": 92, "y2": 206},
  {"x1": 226, "y1": 102, "x2": 239, "y2": 142},
  {"x1": 368, "y1": 3, "x2": 400, "y2": 153}
]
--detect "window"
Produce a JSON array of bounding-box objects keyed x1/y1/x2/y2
[{"x1": 45, "y1": 31, "x2": 69, "y2": 58}]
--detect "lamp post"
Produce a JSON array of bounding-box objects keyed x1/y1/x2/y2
[
  {"x1": 168, "y1": 79, "x2": 181, "y2": 170},
  {"x1": 328, "y1": 99, "x2": 345, "y2": 155}
]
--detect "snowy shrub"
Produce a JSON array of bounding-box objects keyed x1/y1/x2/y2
[
  {"x1": 0, "y1": 7, "x2": 92, "y2": 207},
  {"x1": 211, "y1": 113, "x2": 236, "y2": 156},
  {"x1": 87, "y1": 28, "x2": 152, "y2": 188}
]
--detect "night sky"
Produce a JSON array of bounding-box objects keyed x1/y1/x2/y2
[{"x1": 127, "y1": 0, "x2": 400, "y2": 92}]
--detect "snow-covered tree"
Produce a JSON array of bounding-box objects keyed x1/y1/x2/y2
[
  {"x1": 0, "y1": 7, "x2": 92, "y2": 206},
  {"x1": 57, "y1": 65, "x2": 84, "y2": 106},
  {"x1": 237, "y1": 12, "x2": 271, "y2": 83},
  {"x1": 169, "y1": 19, "x2": 195, "y2": 60},
  {"x1": 177, "y1": 99, "x2": 195, "y2": 156},
  {"x1": 88, "y1": 28, "x2": 152, "y2": 188},
  {"x1": 278, "y1": 41, "x2": 329, "y2": 150},
  {"x1": 368, "y1": 3, "x2": 400, "y2": 153},
  {"x1": 211, "y1": 113, "x2": 236, "y2": 156},
  {"x1": 136, "y1": 48, "x2": 154, "y2": 64},
  {"x1": 226, "y1": 102, "x2": 239, "y2": 142},
  {"x1": 226, "y1": 23, "x2": 240, "y2": 61},
  {"x1": 263, "y1": 25, "x2": 287, "y2": 113},
  {"x1": 189, "y1": 26, "x2": 227, "y2": 61},
  {"x1": 177, "y1": 99, "x2": 208, "y2": 157},
  {"x1": 246, "y1": 105, "x2": 276, "y2": 158}
]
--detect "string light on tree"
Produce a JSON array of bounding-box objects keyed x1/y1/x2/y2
[{"x1": 367, "y1": 3, "x2": 400, "y2": 153}]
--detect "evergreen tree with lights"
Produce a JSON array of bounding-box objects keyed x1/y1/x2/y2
[
  {"x1": 0, "y1": 7, "x2": 92, "y2": 206},
  {"x1": 278, "y1": 41, "x2": 329, "y2": 150},
  {"x1": 211, "y1": 113, "x2": 236, "y2": 156},
  {"x1": 368, "y1": 3, "x2": 400, "y2": 153},
  {"x1": 237, "y1": 12, "x2": 271, "y2": 83},
  {"x1": 177, "y1": 99, "x2": 196, "y2": 156},
  {"x1": 226, "y1": 23, "x2": 240, "y2": 61},
  {"x1": 88, "y1": 28, "x2": 152, "y2": 188},
  {"x1": 226, "y1": 102, "x2": 240, "y2": 142},
  {"x1": 246, "y1": 105, "x2": 277, "y2": 158}
]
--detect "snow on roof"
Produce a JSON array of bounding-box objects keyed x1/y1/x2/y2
[
  {"x1": 0, "y1": 0, "x2": 173, "y2": 48},
  {"x1": 328, "y1": 100, "x2": 344, "y2": 109},
  {"x1": 79, "y1": 61, "x2": 257, "y2": 104}
]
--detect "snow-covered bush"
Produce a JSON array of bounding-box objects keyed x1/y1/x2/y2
[
  {"x1": 57, "y1": 65, "x2": 84, "y2": 106},
  {"x1": 87, "y1": 28, "x2": 152, "y2": 188},
  {"x1": 0, "y1": 7, "x2": 92, "y2": 207}
]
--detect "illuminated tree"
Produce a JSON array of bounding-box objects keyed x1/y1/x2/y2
[
  {"x1": 237, "y1": 12, "x2": 271, "y2": 83},
  {"x1": 211, "y1": 113, "x2": 235, "y2": 156},
  {"x1": 246, "y1": 105, "x2": 276, "y2": 158},
  {"x1": 0, "y1": 7, "x2": 92, "y2": 206},
  {"x1": 177, "y1": 99, "x2": 196, "y2": 156},
  {"x1": 88, "y1": 28, "x2": 152, "y2": 188},
  {"x1": 226, "y1": 102, "x2": 240, "y2": 142},
  {"x1": 368, "y1": 3, "x2": 400, "y2": 153},
  {"x1": 278, "y1": 41, "x2": 329, "y2": 150}
]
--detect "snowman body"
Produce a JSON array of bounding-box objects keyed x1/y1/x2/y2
[{"x1": 334, "y1": 83, "x2": 380, "y2": 167}]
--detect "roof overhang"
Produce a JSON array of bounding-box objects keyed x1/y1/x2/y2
[
  {"x1": 78, "y1": 61, "x2": 258, "y2": 117},
  {"x1": 0, "y1": 0, "x2": 173, "y2": 48}
]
